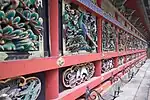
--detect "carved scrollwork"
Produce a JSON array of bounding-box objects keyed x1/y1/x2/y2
[
  {"x1": 102, "y1": 58, "x2": 114, "y2": 73},
  {"x1": 62, "y1": 1, "x2": 97, "y2": 54},
  {"x1": 102, "y1": 21, "x2": 116, "y2": 51},
  {"x1": 62, "y1": 63, "x2": 95, "y2": 88},
  {"x1": 0, "y1": 76, "x2": 41, "y2": 100}
]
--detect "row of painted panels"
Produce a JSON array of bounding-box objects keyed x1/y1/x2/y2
[
  {"x1": 0, "y1": 0, "x2": 147, "y2": 62},
  {"x1": 0, "y1": 53, "x2": 146, "y2": 100}
]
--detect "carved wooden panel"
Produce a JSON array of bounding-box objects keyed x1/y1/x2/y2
[
  {"x1": 126, "y1": 54, "x2": 132, "y2": 62},
  {"x1": 126, "y1": 34, "x2": 133, "y2": 50},
  {"x1": 0, "y1": 0, "x2": 49, "y2": 61},
  {"x1": 118, "y1": 56, "x2": 124, "y2": 66},
  {"x1": 62, "y1": 0, "x2": 97, "y2": 55},
  {"x1": 62, "y1": 63, "x2": 95, "y2": 88},
  {"x1": 102, "y1": 21, "x2": 116, "y2": 51},
  {"x1": 118, "y1": 30, "x2": 126, "y2": 51},
  {"x1": 102, "y1": 58, "x2": 114, "y2": 73},
  {"x1": 0, "y1": 76, "x2": 42, "y2": 100}
]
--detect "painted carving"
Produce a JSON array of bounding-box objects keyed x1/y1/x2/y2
[
  {"x1": 62, "y1": 1, "x2": 97, "y2": 54},
  {"x1": 126, "y1": 34, "x2": 133, "y2": 50},
  {"x1": 118, "y1": 30, "x2": 126, "y2": 51},
  {"x1": 0, "y1": 0, "x2": 44, "y2": 61},
  {"x1": 0, "y1": 76, "x2": 41, "y2": 100},
  {"x1": 126, "y1": 54, "x2": 132, "y2": 62},
  {"x1": 118, "y1": 56, "x2": 124, "y2": 66},
  {"x1": 102, "y1": 21, "x2": 116, "y2": 51},
  {"x1": 62, "y1": 63, "x2": 95, "y2": 88},
  {"x1": 102, "y1": 58, "x2": 114, "y2": 73}
]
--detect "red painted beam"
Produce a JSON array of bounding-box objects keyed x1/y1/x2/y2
[
  {"x1": 101, "y1": 71, "x2": 113, "y2": 82},
  {"x1": 0, "y1": 57, "x2": 58, "y2": 80},
  {"x1": 102, "y1": 49, "x2": 145, "y2": 59},
  {"x1": 45, "y1": 0, "x2": 59, "y2": 99},
  {"x1": 96, "y1": 81, "x2": 112, "y2": 93},
  {"x1": 63, "y1": 53, "x2": 101, "y2": 67},
  {"x1": 58, "y1": 77, "x2": 101, "y2": 100},
  {"x1": 0, "y1": 50, "x2": 145, "y2": 80}
]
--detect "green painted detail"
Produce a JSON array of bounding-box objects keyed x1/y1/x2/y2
[{"x1": 0, "y1": 0, "x2": 43, "y2": 52}]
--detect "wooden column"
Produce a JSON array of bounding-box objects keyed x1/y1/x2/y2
[
  {"x1": 114, "y1": 27, "x2": 119, "y2": 67},
  {"x1": 45, "y1": 0, "x2": 59, "y2": 99},
  {"x1": 95, "y1": 0, "x2": 103, "y2": 76},
  {"x1": 95, "y1": 18, "x2": 102, "y2": 76}
]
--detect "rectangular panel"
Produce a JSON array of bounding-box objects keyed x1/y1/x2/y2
[
  {"x1": 62, "y1": 0, "x2": 98, "y2": 55},
  {"x1": 0, "y1": 0, "x2": 49, "y2": 61}
]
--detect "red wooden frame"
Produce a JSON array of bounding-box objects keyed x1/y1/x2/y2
[{"x1": 0, "y1": 0, "x2": 147, "y2": 100}]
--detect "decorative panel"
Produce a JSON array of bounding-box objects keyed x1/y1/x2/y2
[
  {"x1": 126, "y1": 34, "x2": 132, "y2": 50},
  {"x1": 59, "y1": 62, "x2": 95, "y2": 91},
  {"x1": 118, "y1": 30, "x2": 126, "y2": 51},
  {"x1": 126, "y1": 54, "x2": 132, "y2": 62},
  {"x1": 118, "y1": 56, "x2": 124, "y2": 66},
  {"x1": 0, "y1": 0, "x2": 49, "y2": 61},
  {"x1": 102, "y1": 58, "x2": 114, "y2": 73},
  {"x1": 102, "y1": 21, "x2": 116, "y2": 51},
  {"x1": 62, "y1": 0, "x2": 97, "y2": 55},
  {"x1": 0, "y1": 73, "x2": 45, "y2": 100}
]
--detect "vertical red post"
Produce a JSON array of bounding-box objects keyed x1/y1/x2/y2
[
  {"x1": 95, "y1": 0, "x2": 102, "y2": 76},
  {"x1": 114, "y1": 27, "x2": 119, "y2": 68},
  {"x1": 114, "y1": 12, "x2": 119, "y2": 68},
  {"x1": 95, "y1": 18, "x2": 102, "y2": 76},
  {"x1": 45, "y1": 0, "x2": 59, "y2": 99}
]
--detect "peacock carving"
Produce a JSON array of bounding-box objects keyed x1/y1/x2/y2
[{"x1": 62, "y1": 1, "x2": 97, "y2": 54}]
